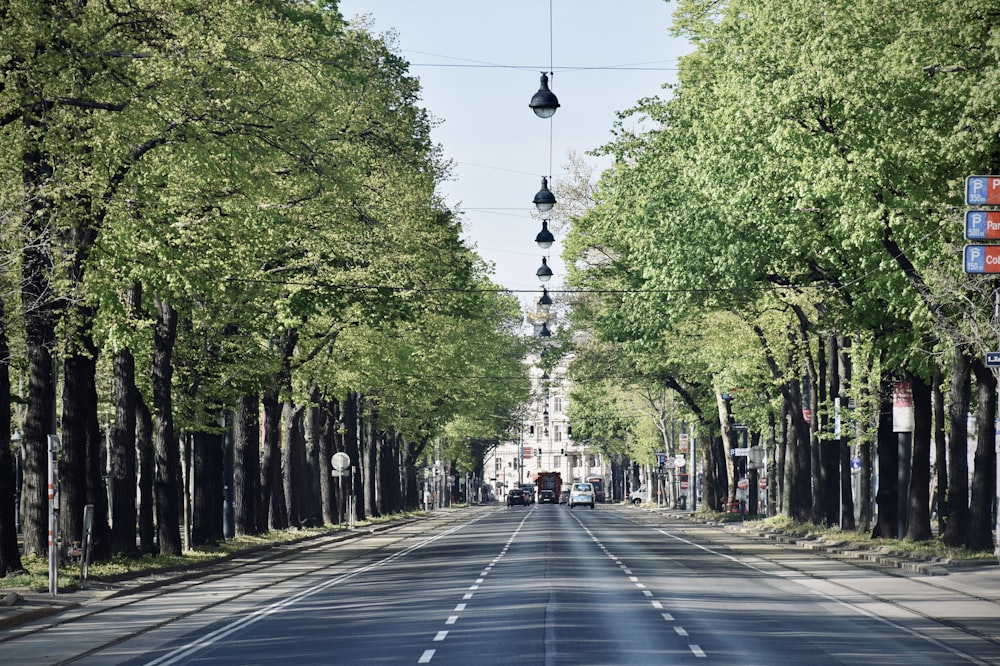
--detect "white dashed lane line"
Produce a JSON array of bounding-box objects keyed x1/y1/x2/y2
[
  {"x1": 416, "y1": 510, "x2": 533, "y2": 662},
  {"x1": 583, "y1": 523, "x2": 707, "y2": 659}
]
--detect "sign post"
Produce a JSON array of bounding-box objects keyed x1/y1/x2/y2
[{"x1": 331, "y1": 452, "x2": 351, "y2": 529}]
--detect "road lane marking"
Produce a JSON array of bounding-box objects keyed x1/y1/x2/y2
[
  {"x1": 145, "y1": 517, "x2": 477, "y2": 666},
  {"x1": 419, "y1": 650, "x2": 435, "y2": 663},
  {"x1": 651, "y1": 601, "x2": 662, "y2": 609},
  {"x1": 674, "y1": 627, "x2": 688, "y2": 636},
  {"x1": 661, "y1": 612, "x2": 674, "y2": 621},
  {"x1": 690, "y1": 644, "x2": 706, "y2": 658},
  {"x1": 455, "y1": 603, "x2": 466, "y2": 611},
  {"x1": 446, "y1": 616, "x2": 458, "y2": 625},
  {"x1": 434, "y1": 631, "x2": 448, "y2": 641}
]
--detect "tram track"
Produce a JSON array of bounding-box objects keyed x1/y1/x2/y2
[{"x1": 0, "y1": 510, "x2": 487, "y2": 665}]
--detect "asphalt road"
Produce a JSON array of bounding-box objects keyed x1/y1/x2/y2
[{"x1": 1, "y1": 505, "x2": 998, "y2": 665}]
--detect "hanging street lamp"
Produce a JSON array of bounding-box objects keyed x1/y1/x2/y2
[
  {"x1": 533, "y1": 177, "x2": 556, "y2": 212},
  {"x1": 535, "y1": 219, "x2": 554, "y2": 249},
  {"x1": 529, "y1": 72, "x2": 560, "y2": 118},
  {"x1": 538, "y1": 287, "x2": 552, "y2": 313},
  {"x1": 536, "y1": 257, "x2": 553, "y2": 283}
]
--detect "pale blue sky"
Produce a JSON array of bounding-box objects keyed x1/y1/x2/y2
[{"x1": 336, "y1": 1, "x2": 691, "y2": 305}]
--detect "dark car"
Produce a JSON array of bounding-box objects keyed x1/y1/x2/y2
[
  {"x1": 506, "y1": 488, "x2": 528, "y2": 506},
  {"x1": 539, "y1": 489, "x2": 556, "y2": 504}
]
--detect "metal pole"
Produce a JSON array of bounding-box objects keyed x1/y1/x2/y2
[{"x1": 47, "y1": 435, "x2": 58, "y2": 596}]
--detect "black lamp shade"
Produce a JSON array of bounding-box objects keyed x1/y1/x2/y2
[
  {"x1": 529, "y1": 72, "x2": 560, "y2": 118},
  {"x1": 533, "y1": 177, "x2": 556, "y2": 212},
  {"x1": 536, "y1": 257, "x2": 553, "y2": 283},
  {"x1": 535, "y1": 220, "x2": 554, "y2": 249}
]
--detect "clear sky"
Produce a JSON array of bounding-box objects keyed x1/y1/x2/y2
[{"x1": 336, "y1": 1, "x2": 691, "y2": 311}]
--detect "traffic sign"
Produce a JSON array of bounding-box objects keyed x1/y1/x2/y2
[
  {"x1": 674, "y1": 455, "x2": 686, "y2": 468},
  {"x1": 963, "y1": 245, "x2": 1000, "y2": 273},
  {"x1": 331, "y1": 452, "x2": 351, "y2": 471},
  {"x1": 737, "y1": 477, "x2": 749, "y2": 490},
  {"x1": 987, "y1": 352, "x2": 1000, "y2": 367},
  {"x1": 730, "y1": 447, "x2": 751, "y2": 456},
  {"x1": 966, "y1": 210, "x2": 1000, "y2": 239},
  {"x1": 966, "y1": 175, "x2": 1000, "y2": 205}
]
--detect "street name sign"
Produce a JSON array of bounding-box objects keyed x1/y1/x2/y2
[
  {"x1": 966, "y1": 176, "x2": 1000, "y2": 205},
  {"x1": 986, "y1": 352, "x2": 1000, "y2": 367},
  {"x1": 963, "y1": 245, "x2": 1000, "y2": 273}
]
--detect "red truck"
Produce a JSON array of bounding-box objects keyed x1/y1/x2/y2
[{"x1": 534, "y1": 471, "x2": 562, "y2": 504}]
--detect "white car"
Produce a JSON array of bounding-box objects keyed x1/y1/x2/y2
[
  {"x1": 569, "y1": 482, "x2": 595, "y2": 509},
  {"x1": 629, "y1": 486, "x2": 648, "y2": 505}
]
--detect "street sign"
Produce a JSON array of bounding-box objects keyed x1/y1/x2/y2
[
  {"x1": 331, "y1": 452, "x2": 351, "y2": 471},
  {"x1": 730, "y1": 447, "x2": 751, "y2": 456},
  {"x1": 737, "y1": 477, "x2": 749, "y2": 490},
  {"x1": 963, "y1": 245, "x2": 1000, "y2": 273},
  {"x1": 966, "y1": 175, "x2": 1000, "y2": 205},
  {"x1": 674, "y1": 455, "x2": 686, "y2": 468},
  {"x1": 966, "y1": 210, "x2": 1000, "y2": 239},
  {"x1": 987, "y1": 352, "x2": 1000, "y2": 367}
]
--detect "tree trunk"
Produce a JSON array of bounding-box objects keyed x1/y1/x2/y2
[
  {"x1": 111, "y1": 282, "x2": 142, "y2": 555},
  {"x1": 234, "y1": 393, "x2": 261, "y2": 536},
  {"x1": 20, "y1": 116, "x2": 58, "y2": 559},
  {"x1": 261, "y1": 388, "x2": 286, "y2": 530},
  {"x1": 942, "y1": 349, "x2": 971, "y2": 547},
  {"x1": 344, "y1": 392, "x2": 364, "y2": 522},
  {"x1": 905, "y1": 372, "x2": 933, "y2": 541},
  {"x1": 765, "y1": 410, "x2": 778, "y2": 517},
  {"x1": 0, "y1": 296, "x2": 24, "y2": 575},
  {"x1": 820, "y1": 333, "x2": 839, "y2": 527},
  {"x1": 20, "y1": 295, "x2": 55, "y2": 559},
  {"x1": 320, "y1": 397, "x2": 338, "y2": 526},
  {"x1": 282, "y1": 402, "x2": 306, "y2": 527},
  {"x1": 932, "y1": 364, "x2": 948, "y2": 537},
  {"x1": 969, "y1": 360, "x2": 997, "y2": 551},
  {"x1": 701, "y1": 432, "x2": 722, "y2": 512},
  {"x1": 777, "y1": 400, "x2": 788, "y2": 516},
  {"x1": 153, "y1": 297, "x2": 182, "y2": 555},
  {"x1": 192, "y1": 429, "x2": 223, "y2": 546},
  {"x1": 363, "y1": 400, "x2": 378, "y2": 518},
  {"x1": 136, "y1": 394, "x2": 156, "y2": 553},
  {"x1": 303, "y1": 386, "x2": 323, "y2": 527},
  {"x1": 110, "y1": 345, "x2": 138, "y2": 555},
  {"x1": 838, "y1": 335, "x2": 855, "y2": 531},
  {"x1": 872, "y1": 374, "x2": 899, "y2": 539}
]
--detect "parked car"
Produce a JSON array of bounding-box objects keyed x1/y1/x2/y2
[
  {"x1": 506, "y1": 488, "x2": 528, "y2": 506},
  {"x1": 539, "y1": 489, "x2": 556, "y2": 504},
  {"x1": 569, "y1": 482, "x2": 595, "y2": 509},
  {"x1": 629, "y1": 486, "x2": 648, "y2": 505}
]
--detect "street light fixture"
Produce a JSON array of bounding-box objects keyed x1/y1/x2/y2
[
  {"x1": 538, "y1": 287, "x2": 552, "y2": 313},
  {"x1": 529, "y1": 72, "x2": 560, "y2": 118},
  {"x1": 539, "y1": 321, "x2": 552, "y2": 339},
  {"x1": 533, "y1": 177, "x2": 556, "y2": 212},
  {"x1": 535, "y1": 220, "x2": 554, "y2": 249},
  {"x1": 536, "y1": 257, "x2": 553, "y2": 283}
]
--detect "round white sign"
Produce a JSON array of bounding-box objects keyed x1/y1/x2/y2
[
  {"x1": 673, "y1": 455, "x2": 686, "y2": 468},
  {"x1": 331, "y1": 452, "x2": 351, "y2": 471}
]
